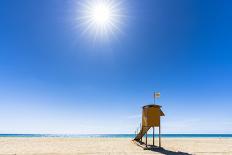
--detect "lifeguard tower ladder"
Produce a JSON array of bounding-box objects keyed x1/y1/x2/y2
[{"x1": 134, "y1": 93, "x2": 165, "y2": 148}]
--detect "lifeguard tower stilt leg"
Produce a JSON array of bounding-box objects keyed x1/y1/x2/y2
[
  {"x1": 159, "y1": 125, "x2": 161, "y2": 147},
  {"x1": 153, "y1": 127, "x2": 155, "y2": 146},
  {"x1": 145, "y1": 131, "x2": 147, "y2": 147}
]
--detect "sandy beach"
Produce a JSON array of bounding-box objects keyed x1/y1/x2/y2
[{"x1": 0, "y1": 138, "x2": 231, "y2": 155}]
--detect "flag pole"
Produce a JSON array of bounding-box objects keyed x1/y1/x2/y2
[{"x1": 154, "y1": 91, "x2": 156, "y2": 105}]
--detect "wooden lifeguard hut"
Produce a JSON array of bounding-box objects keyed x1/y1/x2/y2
[{"x1": 134, "y1": 92, "x2": 165, "y2": 148}]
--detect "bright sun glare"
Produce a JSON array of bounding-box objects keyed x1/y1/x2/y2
[
  {"x1": 92, "y1": 3, "x2": 111, "y2": 25},
  {"x1": 76, "y1": 0, "x2": 125, "y2": 41}
]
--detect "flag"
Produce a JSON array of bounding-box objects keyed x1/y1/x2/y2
[{"x1": 154, "y1": 92, "x2": 160, "y2": 98}]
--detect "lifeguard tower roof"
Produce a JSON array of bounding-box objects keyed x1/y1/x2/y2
[
  {"x1": 142, "y1": 104, "x2": 165, "y2": 116},
  {"x1": 143, "y1": 104, "x2": 161, "y2": 109}
]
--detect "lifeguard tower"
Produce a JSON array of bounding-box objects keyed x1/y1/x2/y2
[{"x1": 134, "y1": 92, "x2": 165, "y2": 148}]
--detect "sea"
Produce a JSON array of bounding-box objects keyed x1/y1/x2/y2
[{"x1": 0, "y1": 134, "x2": 231, "y2": 138}]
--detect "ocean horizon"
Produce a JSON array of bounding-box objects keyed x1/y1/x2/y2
[{"x1": 0, "y1": 134, "x2": 231, "y2": 138}]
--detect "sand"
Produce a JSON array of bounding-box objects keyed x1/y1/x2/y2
[{"x1": 0, "y1": 138, "x2": 231, "y2": 155}]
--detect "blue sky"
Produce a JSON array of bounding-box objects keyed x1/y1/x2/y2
[{"x1": 0, "y1": 0, "x2": 231, "y2": 134}]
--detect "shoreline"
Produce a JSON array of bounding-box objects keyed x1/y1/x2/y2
[{"x1": 0, "y1": 133, "x2": 231, "y2": 138}]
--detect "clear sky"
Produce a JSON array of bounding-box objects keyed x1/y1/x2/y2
[{"x1": 0, "y1": 0, "x2": 231, "y2": 134}]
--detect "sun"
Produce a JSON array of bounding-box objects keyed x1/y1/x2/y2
[
  {"x1": 91, "y1": 3, "x2": 111, "y2": 26},
  {"x1": 76, "y1": 0, "x2": 125, "y2": 41}
]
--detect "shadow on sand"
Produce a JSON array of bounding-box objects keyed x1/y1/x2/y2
[{"x1": 135, "y1": 141, "x2": 192, "y2": 155}]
